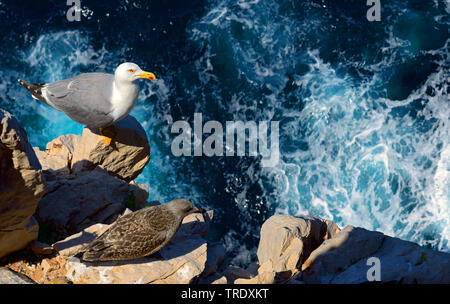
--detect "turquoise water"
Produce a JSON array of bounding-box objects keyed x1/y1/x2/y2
[{"x1": 0, "y1": 0, "x2": 448, "y2": 264}]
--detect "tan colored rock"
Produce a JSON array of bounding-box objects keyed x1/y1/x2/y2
[
  {"x1": 33, "y1": 134, "x2": 80, "y2": 175},
  {"x1": 256, "y1": 214, "x2": 338, "y2": 274},
  {"x1": 121, "y1": 208, "x2": 133, "y2": 217},
  {"x1": 0, "y1": 268, "x2": 35, "y2": 284},
  {"x1": 0, "y1": 109, "x2": 45, "y2": 258},
  {"x1": 234, "y1": 261, "x2": 278, "y2": 284},
  {"x1": 198, "y1": 265, "x2": 254, "y2": 284},
  {"x1": 257, "y1": 260, "x2": 273, "y2": 274},
  {"x1": 53, "y1": 223, "x2": 110, "y2": 258},
  {"x1": 235, "y1": 271, "x2": 276, "y2": 284},
  {"x1": 301, "y1": 225, "x2": 450, "y2": 284},
  {"x1": 34, "y1": 116, "x2": 150, "y2": 182},
  {"x1": 71, "y1": 115, "x2": 150, "y2": 182},
  {"x1": 322, "y1": 219, "x2": 341, "y2": 240},
  {"x1": 209, "y1": 265, "x2": 253, "y2": 284},
  {"x1": 301, "y1": 226, "x2": 385, "y2": 283},
  {"x1": 249, "y1": 260, "x2": 277, "y2": 284},
  {"x1": 8, "y1": 255, "x2": 70, "y2": 284},
  {"x1": 35, "y1": 167, "x2": 148, "y2": 241}
]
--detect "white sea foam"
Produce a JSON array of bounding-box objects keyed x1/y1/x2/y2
[
  {"x1": 188, "y1": 0, "x2": 450, "y2": 252},
  {"x1": 3, "y1": 1, "x2": 447, "y2": 264}
]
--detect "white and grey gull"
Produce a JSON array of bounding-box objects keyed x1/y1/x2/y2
[{"x1": 19, "y1": 62, "x2": 155, "y2": 144}]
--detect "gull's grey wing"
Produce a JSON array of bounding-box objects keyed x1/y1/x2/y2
[{"x1": 44, "y1": 73, "x2": 115, "y2": 128}]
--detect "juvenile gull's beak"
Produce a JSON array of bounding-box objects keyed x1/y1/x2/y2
[{"x1": 137, "y1": 71, "x2": 156, "y2": 80}]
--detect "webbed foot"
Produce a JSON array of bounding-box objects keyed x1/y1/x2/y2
[{"x1": 99, "y1": 125, "x2": 117, "y2": 145}]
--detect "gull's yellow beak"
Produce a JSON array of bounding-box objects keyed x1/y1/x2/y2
[{"x1": 137, "y1": 71, "x2": 156, "y2": 80}]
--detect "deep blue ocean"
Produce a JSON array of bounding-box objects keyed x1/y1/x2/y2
[{"x1": 0, "y1": 0, "x2": 448, "y2": 265}]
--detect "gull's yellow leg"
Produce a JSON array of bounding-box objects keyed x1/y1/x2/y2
[{"x1": 99, "y1": 126, "x2": 115, "y2": 145}]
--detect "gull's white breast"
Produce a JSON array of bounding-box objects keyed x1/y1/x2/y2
[{"x1": 110, "y1": 81, "x2": 139, "y2": 122}]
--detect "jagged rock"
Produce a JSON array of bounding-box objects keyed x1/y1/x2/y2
[
  {"x1": 209, "y1": 265, "x2": 253, "y2": 284},
  {"x1": 33, "y1": 134, "x2": 80, "y2": 175},
  {"x1": 52, "y1": 223, "x2": 110, "y2": 258},
  {"x1": 245, "y1": 262, "x2": 259, "y2": 277},
  {"x1": 360, "y1": 235, "x2": 450, "y2": 284},
  {"x1": 234, "y1": 260, "x2": 278, "y2": 284},
  {"x1": 71, "y1": 115, "x2": 150, "y2": 182},
  {"x1": 121, "y1": 208, "x2": 133, "y2": 217},
  {"x1": 33, "y1": 116, "x2": 150, "y2": 183},
  {"x1": 29, "y1": 240, "x2": 54, "y2": 255},
  {"x1": 256, "y1": 214, "x2": 339, "y2": 274},
  {"x1": 0, "y1": 268, "x2": 35, "y2": 284},
  {"x1": 173, "y1": 210, "x2": 213, "y2": 241},
  {"x1": 143, "y1": 236, "x2": 207, "y2": 284},
  {"x1": 0, "y1": 109, "x2": 45, "y2": 258},
  {"x1": 301, "y1": 226, "x2": 450, "y2": 284},
  {"x1": 235, "y1": 271, "x2": 276, "y2": 284},
  {"x1": 301, "y1": 226, "x2": 385, "y2": 283},
  {"x1": 30, "y1": 115, "x2": 151, "y2": 242},
  {"x1": 202, "y1": 243, "x2": 226, "y2": 278},
  {"x1": 8, "y1": 256, "x2": 71, "y2": 284},
  {"x1": 35, "y1": 167, "x2": 149, "y2": 241}
]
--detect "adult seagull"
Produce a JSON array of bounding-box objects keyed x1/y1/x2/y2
[{"x1": 19, "y1": 62, "x2": 156, "y2": 144}]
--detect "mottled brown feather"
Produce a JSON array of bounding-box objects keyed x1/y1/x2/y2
[{"x1": 81, "y1": 199, "x2": 203, "y2": 262}]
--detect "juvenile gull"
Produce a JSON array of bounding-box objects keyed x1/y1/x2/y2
[
  {"x1": 80, "y1": 199, "x2": 206, "y2": 262},
  {"x1": 18, "y1": 62, "x2": 155, "y2": 144}
]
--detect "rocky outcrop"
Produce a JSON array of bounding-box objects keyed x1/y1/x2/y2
[
  {"x1": 235, "y1": 214, "x2": 450, "y2": 284},
  {"x1": 301, "y1": 226, "x2": 450, "y2": 284},
  {"x1": 1, "y1": 108, "x2": 227, "y2": 284},
  {"x1": 254, "y1": 214, "x2": 340, "y2": 282},
  {"x1": 4, "y1": 209, "x2": 450, "y2": 284},
  {"x1": 202, "y1": 243, "x2": 226, "y2": 278},
  {"x1": 33, "y1": 116, "x2": 150, "y2": 182},
  {"x1": 35, "y1": 167, "x2": 149, "y2": 242},
  {"x1": 2, "y1": 108, "x2": 449, "y2": 284},
  {"x1": 29, "y1": 115, "x2": 151, "y2": 242},
  {"x1": 71, "y1": 116, "x2": 150, "y2": 182},
  {"x1": 212, "y1": 266, "x2": 254, "y2": 284},
  {"x1": 300, "y1": 226, "x2": 384, "y2": 283},
  {"x1": 0, "y1": 109, "x2": 45, "y2": 258},
  {"x1": 33, "y1": 134, "x2": 79, "y2": 176},
  {"x1": 0, "y1": 268, "x2": 35, "y2": 284}
]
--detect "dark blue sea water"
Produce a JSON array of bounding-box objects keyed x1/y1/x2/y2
[{"x1": 0, "y1": 0, "x2": 448, "y2": 264}]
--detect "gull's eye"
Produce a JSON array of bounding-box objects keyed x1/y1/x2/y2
[{"x1": 128, "y1": 69, "x2": 135, "y2": 73}]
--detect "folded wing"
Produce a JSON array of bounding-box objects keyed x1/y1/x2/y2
[{"x1": 44, "y1": 73, "x2": 115, "y2": 128}]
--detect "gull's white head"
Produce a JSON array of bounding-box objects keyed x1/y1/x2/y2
[{"x1": 115, "y1": 62, "x2": 156, "y2": 83}]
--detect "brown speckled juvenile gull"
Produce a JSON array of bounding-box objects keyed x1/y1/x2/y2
[{"x1": 80, "y1": 199, "x2": 206, "y2": 262}]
